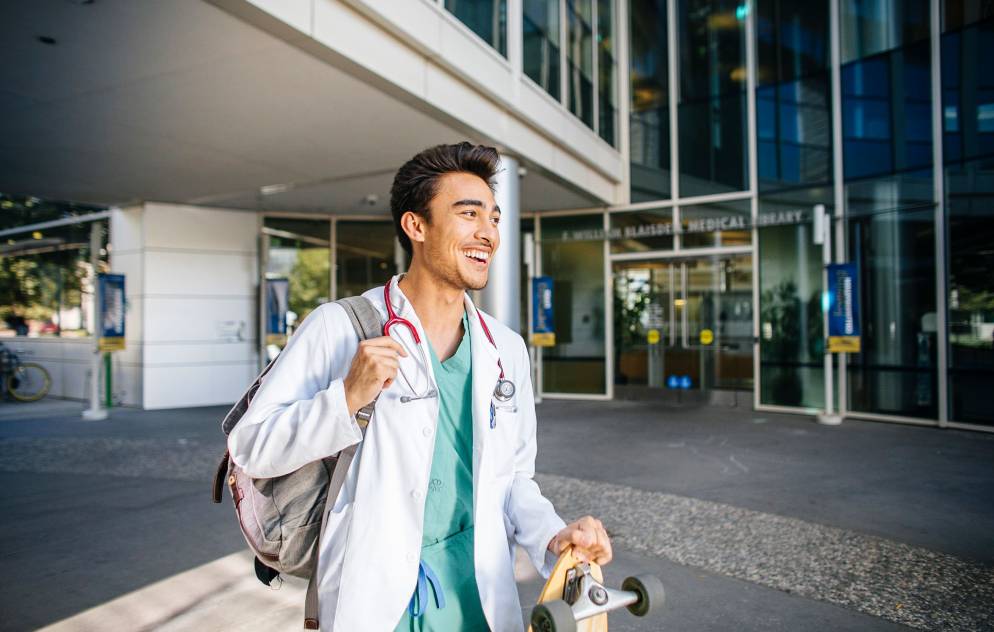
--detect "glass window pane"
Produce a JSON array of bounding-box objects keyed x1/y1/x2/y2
[
  {"x1": 608, "y1": 208, "x2": 675, "y2": 253},
  {"x1": 758, "y1": 219, "x2": 825, "y2": 408},
  {"x1": 523, "y1": 0, "x2": 561, "y2": 99},
  {"x1": 942, "y1": 0, "x2": 994, "y2": 31},
  {"x1": 841, "y1": 0, "x2": 930, "y2": 63},
  {"x1": 567, "y1": 0, "x2": 595, "y2": 128},
  {"x1": 677, "y1": 0, "x2": 749, "y2": 195},
  {"x1": 946, "y1": 156, "x2": 994, "y2": 425},
  {"x1": 942, "y1": 17, "x2": 994, "y2": 164},
  {"x1": 0, "y1": 216, "x2": 107, "y2": 339},
  {"x1": 846, "y1": 170, "x2": 938, "y2": 419},
  {"x1": 680, "y1": 198, "x2": 751, "y2": 249},
  {"x1": 335, "y1": 221, "x2": 398, "y2": 299},
  {"x1": 446, "y1": 0, "x2": 508, "y2": 56},
  {"x1": 597, "y1": 0, "x2": 616, "y2": 145},
  {"x1": 630, "y1": 0, "x2": 671, "y2": 201},
  {"x1": 842, "y1": 40, "x2": 934, "y2": 181},
  {"x1": 540, "y1": 214, "x2": 606, "y2": 394},
  {"x1": 263, "y1": 217, "x2": 330, "y2": 341}
]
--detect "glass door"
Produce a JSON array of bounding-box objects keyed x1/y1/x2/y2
[
  {"x1": 613, "y1": 254, "x2": 753, "y2": 399},
  {"x1": 260, "y1": 217, "x2": 331, "y2": 363}
]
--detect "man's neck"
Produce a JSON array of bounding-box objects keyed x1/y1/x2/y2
[{"x1": 398, "y1": 263, "x2": 466, "y2": 360}]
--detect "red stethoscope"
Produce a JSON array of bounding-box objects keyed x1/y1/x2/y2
[{"x1": 383, "y1": 280, "x2": 515, "y2": 420}]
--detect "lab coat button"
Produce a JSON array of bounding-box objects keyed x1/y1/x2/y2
[
  {"x1": 407, "y1": 552, "x2": 417, "y2": 563},
  {"x1": 412, "y1": 490, "x2": 423, "y2": 500},
  {"x1": 422, "y1": 426, "x2": 432, "y2": 437}
]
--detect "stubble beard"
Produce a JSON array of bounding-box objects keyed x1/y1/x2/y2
[{"x1": 423, "y1": 242, "x2": 489, "y2": 292}]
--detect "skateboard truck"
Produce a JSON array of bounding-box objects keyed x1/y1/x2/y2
[{"x1": 531, "y1": 561, "x2": 665, "y2": 632}]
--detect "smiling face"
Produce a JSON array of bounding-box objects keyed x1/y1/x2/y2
[{"x1": 403, "y1": 171, "x2": 501, "y2": 292}]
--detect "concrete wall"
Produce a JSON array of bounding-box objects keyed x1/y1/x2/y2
[{"x1": 111, "y1": 203, "x2": 260, "y2": 409}]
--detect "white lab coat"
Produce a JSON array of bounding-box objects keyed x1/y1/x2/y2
[{"x1": 228, "y1": 277, "x2": 566, "y2": 631}]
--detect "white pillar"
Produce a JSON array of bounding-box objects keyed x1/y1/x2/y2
[
  {"x1": 480, "y1": 154, "x2": 521, "y2": 331},
  {"x1": 82, "y1": 220, "x2": 107, "y2": 421}
]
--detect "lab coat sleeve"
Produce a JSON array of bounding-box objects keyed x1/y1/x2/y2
[
  {"x1": 504, "y1": 338, "x2": 567, "y2": 578},
  {"x1": 227, "y1": 303, "x2": 364, "y2": 479}
]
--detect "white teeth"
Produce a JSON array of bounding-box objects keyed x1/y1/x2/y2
[{"x1": 463, "y1": 249, "x2": 489, "y2": 262}]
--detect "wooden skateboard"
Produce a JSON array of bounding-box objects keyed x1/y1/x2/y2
[{"x1": 528, "y1": 545, "x2": 664, "y2": 632}]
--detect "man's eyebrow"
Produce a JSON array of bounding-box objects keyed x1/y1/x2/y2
[{"x1": 452, "y1": 199, "x2": 501, "y2": 214}]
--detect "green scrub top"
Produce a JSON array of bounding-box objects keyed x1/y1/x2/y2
[{"x1": 394, "y1": 313, "x2": 490, "y2": 632}]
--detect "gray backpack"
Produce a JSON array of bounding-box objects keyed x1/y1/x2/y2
[{"x1": 211, "y1": 296, "x2": 381, "y2": 630}]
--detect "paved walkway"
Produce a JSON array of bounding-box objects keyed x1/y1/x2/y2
[{"x1": 1, "y1": 399, "x2": 992, "y2": 631}]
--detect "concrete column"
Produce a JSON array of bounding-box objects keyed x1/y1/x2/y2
[{"x1": 480, "y1": 154, "x2": 521, "y2": 332}]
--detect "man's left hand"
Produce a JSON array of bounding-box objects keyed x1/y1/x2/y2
[{"x1": 547, "y1": 516, "x2": 613, "y2": 565}]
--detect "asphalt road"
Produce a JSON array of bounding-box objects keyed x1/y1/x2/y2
[{"x1": 0, "y1": 399, "x2": 991, "y2": 631}]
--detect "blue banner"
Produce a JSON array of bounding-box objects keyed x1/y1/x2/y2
[
  {"x1": 827, "y1": 263, "x2": 861, "y2": 353},
  {"x1": 531, "y1": 276, "x2": 555, "y2": 346},
  {"x1": 266, "y1": 278, "x2": 289, "y2": 344},
  {"x1": 98, "y1": 273, "x2": 125, "y2": 351}
]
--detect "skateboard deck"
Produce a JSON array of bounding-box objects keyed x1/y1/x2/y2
[{"x1": 527, "y1": 546, "x2": 608, "y2": 632}]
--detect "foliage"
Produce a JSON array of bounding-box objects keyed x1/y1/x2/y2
[{"x1": 288, "y1": 248, "x2": 330, "y2": 323}]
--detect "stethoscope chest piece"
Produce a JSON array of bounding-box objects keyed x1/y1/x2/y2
[{"x1": 494, "y1": 378, "x2": 515, "y2": 402}]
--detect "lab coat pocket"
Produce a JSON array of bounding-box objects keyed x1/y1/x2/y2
[{"x1": 489, "y1": 407, "x2": 518, "y2": 478}]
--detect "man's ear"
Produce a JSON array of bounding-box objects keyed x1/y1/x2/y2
[{"x1": 400, "y1": 211, "x2": 427, "y2": 249}]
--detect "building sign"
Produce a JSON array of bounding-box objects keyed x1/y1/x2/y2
[
  {"x1": 826, "y1": 263, "x2": 861, "y2": 353},
  {"x1": 98, "y1": 273, "x2": 126, "y2": 352},
  {"x1": 552, "y1": 209, "x2": 809, "y2": 242},
  {"x1": 531, "y1": 276, "x2": 555, "y2": 347},
  {"x1": 266, "y1": 277, "x2": 289, "y2": 346}
]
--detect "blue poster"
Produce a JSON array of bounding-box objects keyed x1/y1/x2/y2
[
  {"x1": 826, "y1": 263, "x2": 861, "y2": 353},
  {"x1": 531, "y1": 276, "x2": 555, "y2": 347},
  {"x1": 266, "y1": 277, "x2": 289, "y2": 345},
  {"x1": 98, "y1": 273, "x2": 125, "y2": 352}
]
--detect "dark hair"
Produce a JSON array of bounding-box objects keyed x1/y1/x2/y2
[{"x1": 390, "y1": 142, "x2": 500, "y2": 256}]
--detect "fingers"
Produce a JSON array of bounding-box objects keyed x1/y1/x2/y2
[
  {"x1": 360, "y1": 336, "x2": 408, "y2": 357},
  {"x1": 562, "y1": 516, "x2": 612, "y2": 565}
]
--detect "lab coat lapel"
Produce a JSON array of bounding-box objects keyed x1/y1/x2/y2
[{"x1": 463, "y1": 294, "x2": 501, "y2": 489}]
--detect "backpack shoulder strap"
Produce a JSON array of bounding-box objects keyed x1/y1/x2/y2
[{"x1": 334, "y1": 295, "x2": 382, "y2": 342}]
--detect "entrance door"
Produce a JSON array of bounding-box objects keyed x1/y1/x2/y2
[{"x1": 613, "y1": 254, "x2": 753, "y2": 399}]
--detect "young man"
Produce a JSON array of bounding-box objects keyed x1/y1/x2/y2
[{"x1": 228, "y1": 143, "x2": 612, "y2": 631}]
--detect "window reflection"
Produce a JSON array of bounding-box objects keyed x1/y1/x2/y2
[
  {"x1": 840, "y1": 0, "x2": 930, "y2": 63},
  {"x1": 523, "y1": 0, "x2": 561, "y2": 99},
  {"x1": 335, "y1": 221, "x2": 398, "y2": 300},
  {"x1": 941, "y1": 17, "x2": 994, "y2": 164},
  {"x1": 629, "y1": 0, "x2": 671, "y2": 201},
  {"x1": 846, "y1": 171, "x2": 938, "y2": 419},
  {"x1": 567, "y1": 0, "x2": 595, "y2": 128},
  {"x1": 540, "y1": 215, "x2": 606, "y2": 395},
  {"x1": 597, "y1": 0, "x2": 616, "y2": 145},
  {"x1": 446, "y1": 0, "x2": 508, "y2": 56},
  {"x1": 756, "y1": 0, "x2": 832, "y2": 192},
  {"x1": 677, "y1": 0, "x2": 749, "y2": 196}
]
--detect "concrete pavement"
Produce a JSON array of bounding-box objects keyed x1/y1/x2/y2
[{"x1": 0, "y1": 399, "x2": 991, "y2": 631}]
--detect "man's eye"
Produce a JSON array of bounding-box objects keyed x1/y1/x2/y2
[{"x1": 491, "y1": 217, "x2": 501, "y2": 225}]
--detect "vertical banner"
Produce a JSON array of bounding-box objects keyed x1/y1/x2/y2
[
  {"x1": 266, "y1": 277, "x2": 290, "y2": 346},
  {"x1": 530, "y1": 276, "x2": 555, "y2": 347},
  {"x1": 97, "y1": 273, "x2": 126, "y2": 352},
  {"x1": 827, "y1": 263, "x2": 861, "y2": 353}
]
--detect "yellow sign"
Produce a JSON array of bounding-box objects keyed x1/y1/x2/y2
[
  {"x1": 699, "y1": 329, "x2": 714, "y2": 345},
  {"x1": 647, "y1": 329, "x2": 661, "y2": 345},
  {"x1": 531, "y1": 332, "x2": 556, "y2": 347},
  {"x1": 98, "y1": 337, "x2": 125, "y2": 352},
  {"x1": 828, "y1": 336, "x2": 861, "y2": 353},
  {"x1": 266, "y1": 333, "x2": 287, "y2": 347}
]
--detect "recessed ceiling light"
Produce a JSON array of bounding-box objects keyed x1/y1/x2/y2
[{"x1": 37, "y1": 36, "x2": 57, "y2": 45}]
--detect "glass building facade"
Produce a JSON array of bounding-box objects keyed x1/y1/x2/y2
[{"x1": 526, "y1": 0, "x2": 993, "y2": 430}]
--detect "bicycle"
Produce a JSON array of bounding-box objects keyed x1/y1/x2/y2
[{"x1": 0, "y1": 342, "x2": 52, "y2": 402}]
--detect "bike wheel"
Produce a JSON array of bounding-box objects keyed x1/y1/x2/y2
[{"x1": 8, "y1": 362, "x2": 51, "y2": 402}]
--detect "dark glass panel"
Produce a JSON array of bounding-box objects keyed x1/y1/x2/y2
[
  {"x1": 677, "y1": 0, "x2": 749, "y2": 195},
  {"x1": 446, "y1": 0, "x2": 508, "y2": 56},
  {"x1": 841, "y1": 0, "x2": 930, "y2": 62},
  {"x1": 567, "y1": 0, "x2": 595, "y2": 128},
  {"x1": 629, "y1": 0, "x2": 671, "y2": 201},
  {"x1": 946, "y1": 157, "x2": 994, "y2": 425},
  {"x1": 680, "y1": 198, "x2": 751, "y2": 248},
  {"x1": 846, "y1": 170, "x2": 938, "y2": 419},
  {"x1": 524, "y1": 0, "x2": 561, "y2": 99},
  {"x1": 941, "y1": 18, "x2": 994, "y2": 164},
  {"x1": 597, "y1": 0, "x2": 616, "y2": 145},
  {"x1": 609, "y1": 208, "x2": 675, "y2": 253}
]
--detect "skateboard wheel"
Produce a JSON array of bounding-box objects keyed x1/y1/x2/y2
[
  {"x1": 622, "y1": 574, "x2": 665, "y2": 617},
  {"x1": 531, "y1": 600, "x2": 577, "y2": 632}
]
